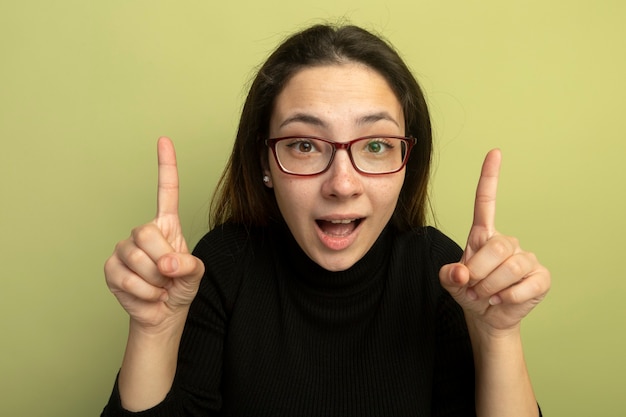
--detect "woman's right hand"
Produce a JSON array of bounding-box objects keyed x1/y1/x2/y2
[{"x1": 104, "y1": 137, "x2": 205, "y2": 331}]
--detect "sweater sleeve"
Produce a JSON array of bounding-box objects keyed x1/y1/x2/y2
[{"x1": 101, "y1": 224, "x2": 250, "y2": 417}]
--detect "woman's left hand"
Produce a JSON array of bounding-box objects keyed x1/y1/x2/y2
[{"x1": 439, "y1": 149, "x2": 551, "y2": 334}]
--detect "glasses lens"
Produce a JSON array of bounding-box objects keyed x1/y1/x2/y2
[
  {"x1": 274, "y1": 137, "x2": 333, "y2": 175},
  {"x1": 351, "y1": 137, "x2": 408, "y2": 174}
]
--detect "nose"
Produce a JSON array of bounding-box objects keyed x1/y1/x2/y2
[{"x1": 321, "y1": 149, "x2": 364, "y2": 199}]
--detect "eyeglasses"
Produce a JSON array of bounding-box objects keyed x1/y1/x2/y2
[{"x1": 265, "y1": 135, "x2": 416, "y2": 176}]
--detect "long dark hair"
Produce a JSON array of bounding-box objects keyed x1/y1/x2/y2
[{"x1": 209, "y1": 24, "x2": 432, "y2": 230}]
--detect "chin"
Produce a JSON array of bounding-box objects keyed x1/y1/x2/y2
[{"x1": 312, "y1": 251, "x2": 360, "y2": 272}]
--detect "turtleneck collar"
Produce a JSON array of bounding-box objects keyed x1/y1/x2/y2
[{"x1": 270, "y1": 220, "x2": 394, "y2": 295}]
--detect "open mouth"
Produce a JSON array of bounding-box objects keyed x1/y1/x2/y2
[{"x1": 315, "y1": 218, "x2": 363, "y2": 237}]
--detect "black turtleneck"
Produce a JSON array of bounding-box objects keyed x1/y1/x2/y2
[{"x1": 103, "y1": 221, "x2": 476, "y2": 417}]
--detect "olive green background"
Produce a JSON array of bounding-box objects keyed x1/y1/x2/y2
[{"x1": 1, "y1": 1, "x2": 624, "y2": 415}]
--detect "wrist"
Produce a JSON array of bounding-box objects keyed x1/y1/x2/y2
[
  {"x1": 129, "y1": 306, "x2": 189, "y2": 338},
  {"x1": 119, "y1": 309, "x2": 189, "y2": 411},
  {"x1": 465, "y1": 317, "x2": 537, "y2": 417},
  {"x1": 465, "y1": 310, "x2": 522, "y2": 337},
  {"x1": 464, "y1": 315, "x2": 524, "y2": 356}
]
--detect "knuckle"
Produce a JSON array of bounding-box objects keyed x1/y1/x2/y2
[
  {"x1": 476, "y1": 279, "x2": 497, "y2": 297},
  {"x1": 507, "y1": 288, "x2": 524, "y2": 304},
  {"x1": 119, "y1": 273, "x2": 142, "y2": 295},
  {"x1": 530, "y1": 279, "x2": 546, "y2": 296},
  {"x1": 510, "y1": 277, "x2": 545, "y2": 305},
  {"x1": 490, "y1": 238, "x2": 512, "y2": 258},
  {"x1": 103, "y1": 256, "x2": 117, "y2": 278},
  {"x1": 113, "y1": 239, "x2": 127, "y2": 255},
  {"x1": 130, "y1": 225, "x2": 142, "y2": 240},
  {"x1": 131, "y1": 224, "x2": 155, "y2": 246},
  {"x1": 543, "y1": 268, "x2": 552, "y2": 287},
  {"x1": 506, "y1": 257, "x2": 526, "y2": 279},
  {"x1": 536, "y1": 268, "x2": 552, "y2": 292},
  {"x1": 525, "y1": 280, "x2": 544, "y2": 301},
  {"x1": 476, "y1": 284, "x2": 491, "y2": 297},
  {"x1": 118, "y1": 274, "x2": 134, "y2": 293},
  {"x1": 126, "y1": 246, "x2": 146, "y2": 266}
]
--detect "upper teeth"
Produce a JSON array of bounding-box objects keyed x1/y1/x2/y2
[{"x1": 330, "y1": 219, "x2": 356, "y2": 224}]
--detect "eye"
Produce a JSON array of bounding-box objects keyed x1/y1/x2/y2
[
  {"x1": 367, "y1": 141, "x2": 383, "y2": 153},
  {"x1": 364, "y1": 138, "x2": 393, "y2": 154},
  {"x1": 286, "y1": 139, "x2": 317, "y2": 153}
]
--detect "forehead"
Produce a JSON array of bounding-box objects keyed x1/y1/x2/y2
[{"x1": 271, "y1": 63, "x2": 404, "y2": 131}]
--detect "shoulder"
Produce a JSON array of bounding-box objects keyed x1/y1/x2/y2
[
  {"x1": 384, "y1": 226, "x2": 463, "y2": 303},
  {"x1": 392, "y1": 226, "x2": 463, "y2": 268},
  {"x1": 192, "y1": 222, "x2": 259, "y2": 262},
  {"x1": 191, "y1": 223, "x2": 270, "y2": 314},
  {"x1": 192, "y1": 222, "x2": 276, "y2": 281}
]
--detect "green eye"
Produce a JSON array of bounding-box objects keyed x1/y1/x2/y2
[{"x1": 367, "y1": 141, "x2": 383, "y2": 153}]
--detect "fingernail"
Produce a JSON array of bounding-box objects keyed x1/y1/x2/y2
[
  {"x1": 467, "y1": 288, "x2": 478, "y2": 301},
  {"x1": 162, "y1": 256, "x2": 178, "y2": 273},
  {"x1": 489, "y1": 295, "x2": 502, "y2": 305}
]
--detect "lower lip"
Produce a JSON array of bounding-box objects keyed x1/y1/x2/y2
[{"x1": 315, "y1": 220, "x2": 362, "y2": 251}]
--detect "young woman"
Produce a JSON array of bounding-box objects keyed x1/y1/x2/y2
[{"x1": 102, "y1": 24, "x2": 550, "y2": 416}]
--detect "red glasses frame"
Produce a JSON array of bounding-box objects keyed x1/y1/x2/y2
[{"x1": 265, "y1": 135, "x2": 417, "y2": 176}]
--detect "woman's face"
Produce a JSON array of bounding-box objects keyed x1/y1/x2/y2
[{"x1": 265, "y1": 63, "x2": 406, "y2": 271}]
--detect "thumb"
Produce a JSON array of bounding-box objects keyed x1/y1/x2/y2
[
  {"x1": 439, "y1": 263, "x2": 470, "y2": 296},
  {"x1": 157, "y1": 252, "x2": 205, "y2": 279}
]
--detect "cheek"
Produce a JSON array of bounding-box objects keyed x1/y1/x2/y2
[
  {"x1": 369, "y1": 174, "x2": 404, "y2": 208},
  {"x1": 272, "y1": 177, "x2": 315, "y2": 219}
]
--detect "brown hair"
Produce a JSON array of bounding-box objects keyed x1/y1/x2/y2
[{"x1": 209, "y1": 24, "x2": 432, "y2": 230}]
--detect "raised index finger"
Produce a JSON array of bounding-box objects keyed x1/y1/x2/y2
[
  {"x1": 156, "y1": 136, "x2": 179, "y2": 219},
  {"x1": 471, "y1": 148, "x2": 502, "y2": 236}
]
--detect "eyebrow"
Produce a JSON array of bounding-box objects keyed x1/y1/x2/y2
[
  {"x1": 279, "y1": 113, "x2": 326, "y2": 129},
  {"x1": 356, "y1": 112, "x2": 400, "y2": 128},
  {"x1": 279, "y1": 111, "x2": 400, "y2": 129}
]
